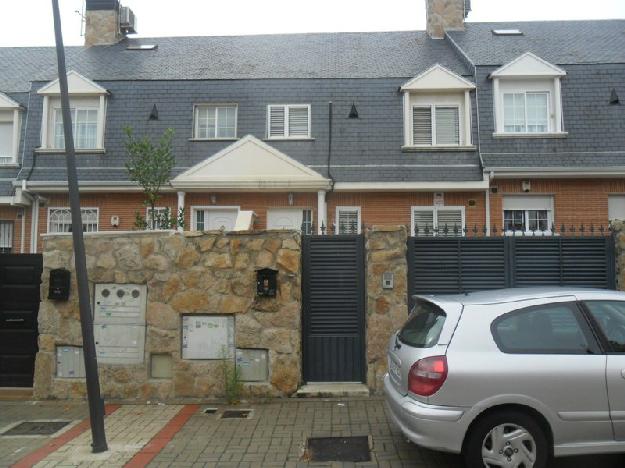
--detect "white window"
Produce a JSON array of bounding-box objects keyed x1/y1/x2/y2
[
  {"x1": 194, "y1": 105, "x2": 237, "y2": 139},
  {"x1": 503, "y1": 92, "x2": 549, "y2": 133},
  {"x1": 0, "y1": 221, "x2": 13, "y2": 253},
  {"x1": 411, "y1": 206, "x2": 465, "y2": 237},
  {"x1": 0, "y1": 109, "x2": 20, "y2": 165},
  {"x1": 502, "y1": 196, "x2": 553, "y2": 235},
  {"x1": 336, "y1": 206, "x2": 361, "y2": 234},
  {"x1": 609, "y1": 196, "x2": 625, "y2": 221},
  {"x1": 146, "y1": 207, "x2": 170, "y2": 230},
  {"x1": 267, "y1": 105, "x2": 311, "y2": 139},
  {"x1": 413, "y1": 106, "x2": 460, "y2": 146},
  {"x1": 48, "y1": 208, "x2": 99, "y2": 233},
  {"x1": 53, "y1": 108, "x2": 99, "y2": 149}
]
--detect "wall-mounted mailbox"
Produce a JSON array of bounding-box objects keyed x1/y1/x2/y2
[
  {"x1": 382, "y1": 271, "x2": 394, "y2": 290},
  {"x1": 256, "y1": 268, "x2": 277, "y2": 297},
  {"x1": 48, "y1": 268, "x2": 71, "y2": 301}
]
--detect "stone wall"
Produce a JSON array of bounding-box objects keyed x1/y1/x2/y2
[
  {"x1": 612, "y1": 222, "x2": 625, "y2": 291},
  {"x1": 365, "y1": 226, "x2": 408, "y2": 393},
  {"x1": 34, "y1": 230, "x2": 302, "y2": 401}
]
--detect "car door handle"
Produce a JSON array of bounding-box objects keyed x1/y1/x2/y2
[{"x1": 620, "y1": 369, "x2": 625, "y2": 379}]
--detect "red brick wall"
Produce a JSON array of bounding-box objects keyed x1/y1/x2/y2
[
  {"x1": 490, "y1": 179, "x2": 625, "y2": 229},
  {"x1": 0, "y1": 206, "x2": 28, "y2": 253}
]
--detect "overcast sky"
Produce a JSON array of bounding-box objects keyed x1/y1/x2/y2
[{"x1": 2, "y1": 0, "x2": 625, "y2": 47}]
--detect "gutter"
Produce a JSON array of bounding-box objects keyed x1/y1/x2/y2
[{"x1": 488, "y1": 167, "x2": 625, "y2": 178}]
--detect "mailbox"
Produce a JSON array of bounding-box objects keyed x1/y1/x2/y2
[
  {"x1": 48, "y1": 269, "x2": 71, "y2": 301},
  {"x1": 256, "y1": 268, "x2": 277, "y2": 297}
]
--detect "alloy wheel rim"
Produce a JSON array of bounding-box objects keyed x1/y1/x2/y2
[{"x1": 481, "y1": 422, "x2": 536, "y2": 468}]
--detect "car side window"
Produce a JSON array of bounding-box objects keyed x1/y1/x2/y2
[
  {"x1": 491, "y1": 302, "x2": 593, "y2": 354},
  {"x1": 584, "y1": 301, "x2": 625, "y2": 353}
]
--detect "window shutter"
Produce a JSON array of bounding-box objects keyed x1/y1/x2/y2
[
  {"x1": 435, "y1": 107, "x2": 460, "y2": 145},
  {"x1": 338, "y1": 209, "x2": 360, "y2": 234},
  {"x1": 288, "y1": 106, "x2": 309, "y2": 137},
  {"x1": 412, "y1": 107, "x2": 432, "y2": 145},
  {"x1": 413, "y1": 209, "x2": 435, "y2": 236},
  {"x1": 436, "y1": 209, "x2": 463, "y2": 236},
  {"x1": 269, "y1": 106, "x2": 286, "y2": 137}
]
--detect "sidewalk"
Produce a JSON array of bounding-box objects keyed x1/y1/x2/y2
[{"x1": 1, "y1": 398, "x2": 624, "y2": 467}]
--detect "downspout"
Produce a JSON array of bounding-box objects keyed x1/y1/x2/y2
[
  {"x1": 324, "y1": 101, "x2": 335, "y2": 233},
  {"x1": 15, "y1": 84, "x2": 33, "y2": 182}
]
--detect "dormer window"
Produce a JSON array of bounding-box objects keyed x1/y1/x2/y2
[
  {"x1": 490, "y1": 52, "x2": 567, "y2": 137},
  {"x1": 0, "y1": 93, "x2": 21, "y2": 166},
  {"x1": 37, "y1": 71, "x2": 108, "y2": 152},
  {"x1": 401, "y1": 64, "x2": 475, "y2": 149}
]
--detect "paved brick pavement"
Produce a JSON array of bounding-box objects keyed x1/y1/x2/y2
[{"x1": 2, "y1": 398, "x2": 625, "y2": 467}]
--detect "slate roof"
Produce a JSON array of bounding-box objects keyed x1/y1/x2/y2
[{"x1": 448, "y1": 20, "x2": 625, "y2": 66}]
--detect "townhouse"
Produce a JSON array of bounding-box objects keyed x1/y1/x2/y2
[{"x1": 1, "y1": 0, "x2": 625, "y2": 254}]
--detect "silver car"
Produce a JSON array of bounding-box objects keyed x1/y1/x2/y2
[{"x1": 384, "y1": 288, "x2": 625, "y2": 468}]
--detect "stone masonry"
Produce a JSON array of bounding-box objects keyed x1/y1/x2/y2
[
  {"x1": 426, "y1": 0, "x2": 467, "y2": 39},
  {"x1": 365, "y1": 226, "x2": 409, "y2": 393},
  {"x1": 34, "y1": 230, "x2": 302, "y2": 400}
]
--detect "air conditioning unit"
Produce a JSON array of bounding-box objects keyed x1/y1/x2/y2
[{"x1": 119, "y1": 6, "x2": 137, "y2": 34}]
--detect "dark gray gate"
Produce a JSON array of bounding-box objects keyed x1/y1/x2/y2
[
  {"x1": 0, "y1": 254, "x2": 42, "y2": 387},
  {"x1": 302, "y1": 235, "x2": 366, "y2": 382},
  {"x1": 408, "y1": 234, "x2": 615, "y2": 306}
]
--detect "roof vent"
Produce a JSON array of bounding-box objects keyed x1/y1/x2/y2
[
  {"x1": 126, "y1": 44, "x2": 158, "y2": 51},
  {"x1": 492, "y1": 29, "x2": 523, "y2": 36},
  {"x1": 610, "y1": 89, "x2": 620, "y2": 105}
]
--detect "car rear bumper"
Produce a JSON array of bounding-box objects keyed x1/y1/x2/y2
[{"x1": 383, "y1": 373, "x2": 467, "y2": 454}]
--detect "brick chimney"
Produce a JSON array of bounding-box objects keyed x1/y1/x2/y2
[
  {"x1": 84, "y1": 0, "x2": 122, "y2": 47},
  {"x1": 426, "y1": 0, "x2": 471, "y2": 39}
]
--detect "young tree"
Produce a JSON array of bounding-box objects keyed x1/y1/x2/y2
[{"x1": 124, "y1": 127, "x2": 178, "y2": 230}]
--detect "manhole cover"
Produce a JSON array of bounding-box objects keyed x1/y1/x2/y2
[
  {"x1": 307, "y1": 436, "x2": 371, "y2": 462},
  {"x1": 2, "y1": 421, "x2": 70, "y2": 436},
  {"x1": 220, "y1": 409, "x2": 252, "y2": 419},
  {"x1": 203, "y1": 408, "x2": 218, "y2": 414}
]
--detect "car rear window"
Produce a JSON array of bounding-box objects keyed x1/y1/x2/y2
[{"x1": 398, "y1": 300, "x2": 446, "y2": 348}]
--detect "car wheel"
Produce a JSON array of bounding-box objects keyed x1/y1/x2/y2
[{"x1": 463, "y1": 410, "x2": 549, "y2": 468}]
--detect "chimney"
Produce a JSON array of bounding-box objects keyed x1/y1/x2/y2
[
  {"x1": 426, "y1": 0, "x2": 471, "y2": 39},
  {"x1": 84, "y1": 0, "x2": 122, "y2": 46}
]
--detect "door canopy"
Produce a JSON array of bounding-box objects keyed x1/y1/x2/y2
[{"x1": 172, "y1": 135, "x2": 330, "y2": 191}]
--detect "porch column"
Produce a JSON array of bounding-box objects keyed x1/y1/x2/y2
[
  {"x1": 177, "y1": 191, "x2": 185, "y2": 232},
  {"x1": 317, "y1": 190, "x2": 327, "y2": 234}
]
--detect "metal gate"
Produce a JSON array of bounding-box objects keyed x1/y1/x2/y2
[
  {"x1": 408, "y1": 233, "x2": 616, "y2": 306},
  {"x1": 0, "y1": 254, "x2": 43, "y2": 387},
  {"x1": 302, "y1": 235, "x2": 366, "y2": 382}
]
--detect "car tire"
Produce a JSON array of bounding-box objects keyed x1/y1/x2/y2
[{"x1": 463, "y1": 410, "x2": 550, "y2": 468}]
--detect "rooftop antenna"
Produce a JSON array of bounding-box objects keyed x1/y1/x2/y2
[{"x1": 75, "y1": 1, "x2": 85, "y2": 37}]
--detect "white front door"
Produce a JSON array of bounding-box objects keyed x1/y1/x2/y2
[
  {"x1": 267, "y1": 209, "x2": 303, "y2": 230},
  {"x1": 194, "y1": 208, "x2": 238, "y2": 231}
]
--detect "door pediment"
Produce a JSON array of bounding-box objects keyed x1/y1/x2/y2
[{"x1": 172, "y1": 135, "x2": 330, "y2": 190}]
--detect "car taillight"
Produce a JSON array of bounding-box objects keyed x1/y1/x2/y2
[{"x1": 408, "y1": 355, "x2": 448, "y2": 396}]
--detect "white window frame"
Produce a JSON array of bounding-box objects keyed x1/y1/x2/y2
[
  {"x1": 410, "y1": 206, "x2": 466, "y2": 237},
  {"x1": 0, "y1": 109, "x2": 21, "y2": 165},
  {"x1": 47, "y1": 207, "x2": 99, "y2": 234},
  {"x1": 190, "y1": 206, "x2": 240, "y2": 231},
  {"x1": 502, "y1": 91, "x2": 551, "y2": 134},
  {"x1": 335, "y1": 206, "x2": 362, "y2": 234},
  {"x1": 52, "y1": 106, "x2": 100, "y2": 150},
  {"x1": 266, "y1": 104, "x2": 312, "y2": 139},
  {"x1": 503, "y1": 209, "x2": 554, "y2": 236},
  {"x1": 192, "y1": 104, "x2": 238, "y2": 140},
  {"x1": 411, "y1": 104, "x2": 461, "y2": 147},
  {"x1": 41, "y1": 96, "x2": 106, "y2": 150}
]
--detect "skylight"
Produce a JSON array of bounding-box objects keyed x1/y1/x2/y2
[
  {"x1": 492, "y1": 29, "x2": 523, "y2": 36},
  {"x1": 126, "y1": 44, "x2": 158, "y2": 51}
]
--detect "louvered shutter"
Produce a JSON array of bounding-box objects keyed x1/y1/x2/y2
[
  {"x1": 288, "y1": 106, "x2": 309, "y2": 137},
  {"x1": 436, "y1": 209, "x2": 463, "y2": 237},
  {"x1": 413, "y1": 107, "x2": 432, "y2": 145},
  {"x1": 413, "y1": 209, "x2": 435, "y2": 236},
  {"x1": 338, "y1": 209, "x2": 360, "y2": 234},
  {"x1": 269, "y1": 106, "x2": 286, "y2": 137},
  {"x1": 435, "y1": 107, "x2": 460, "y2": 145}
]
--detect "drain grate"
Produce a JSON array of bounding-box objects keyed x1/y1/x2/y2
[
  {"x1": 203, "y1": 408, "x2": 218, "y2": 415},
  {"x1": 220, "y1": 409, "x2": 252, "y2": 419},
  {"x1": 306, "y1": 436, "x2": 371, "y2": 462},
  {"x1": 2, "y1": 421, "x2": 71, "y2": 436}
]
